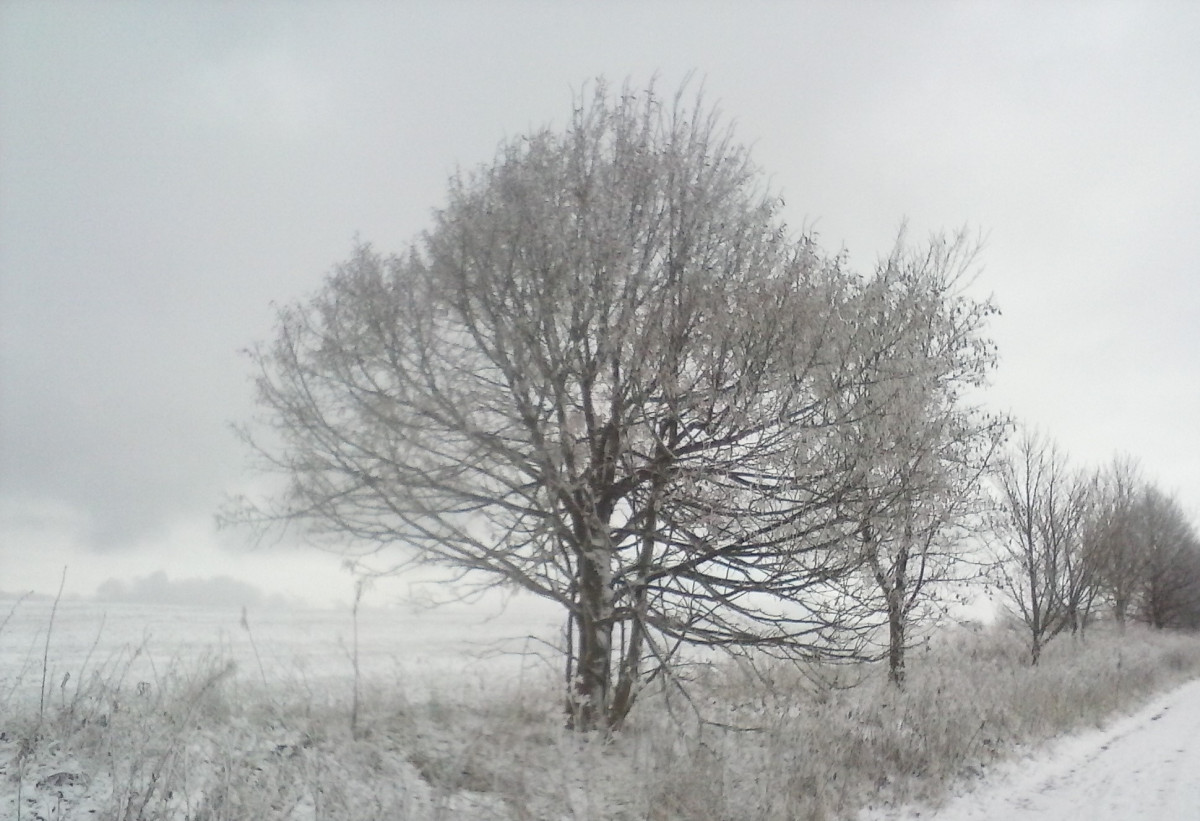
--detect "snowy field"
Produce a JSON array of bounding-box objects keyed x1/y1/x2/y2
[
  {"x1": 0, "y1": 594, "x2": 562, "y2": 704},
  {"x1": 4, "y1": 592, "x2": 1200, "y2": 820}
]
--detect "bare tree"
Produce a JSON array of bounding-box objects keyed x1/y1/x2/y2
[
  {"x1": 1134, "y1": 485, "x2": 1200, "y2": 630},
  {"x1": 836, "y1": 232, "x2": 1006, "y2": 685},
  {"x1": 1089, "y1": 456, "x2": 1147, "y2": 628},
  {"x1": 229, "y1": 81, "x2": 892, "y2": 731},
  {"x1": 1045, "y1": 466, "x2": 1108, "y2": 637},
  {"x1": 991, "y1": 429, "x2": 1092, "y2": 664},
  {"x1": 1086, "y1": 467, "x2": 1200, "y2": 631}
]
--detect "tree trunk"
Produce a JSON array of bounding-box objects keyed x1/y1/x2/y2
[
  {"x1": 887, "y1": 602, "x2": 906, "y2": 686},
  {"x1": 1113, "y1": 595, "x2": 1128, "y2": 631},
  {"x1": 568, "y1": 544, "x2": 614, "y2": 732},
  {"x1": 609, "y1": 427, "x2": 672, "y2": 728},
  {"x1": 862, "y1": 520, "x2": 910, "y2": 688},
  {"x1": 609, "y1": 506, "x2": 658, "y2": 729},
  {"x1": 609, "y1": 616, "x2": 644, "y2": 729}
]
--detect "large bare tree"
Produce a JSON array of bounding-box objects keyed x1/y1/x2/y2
[{"x1": 231, "y1": 81, "x2": 894, "y2": 730}]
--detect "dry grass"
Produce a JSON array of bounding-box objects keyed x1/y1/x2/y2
[{"x1": 3, "y1": 607, "x2": 1200, "y2": 820}]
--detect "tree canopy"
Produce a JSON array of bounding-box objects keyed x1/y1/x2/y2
[{"x1": 233, "y1": 80, "x2": 1003, "y2": 729}]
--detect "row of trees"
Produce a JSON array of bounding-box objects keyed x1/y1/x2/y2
[
  {"x1": 229, "y1": 79, "x2": 1195, "y2": 730},
  {"x1": 992, "y1": 432, "x2": 1200, "y2": 663}
]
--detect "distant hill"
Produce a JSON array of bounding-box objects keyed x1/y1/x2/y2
[{"x1": 95, "y1": 571, "x2": 303, "y2": 609}]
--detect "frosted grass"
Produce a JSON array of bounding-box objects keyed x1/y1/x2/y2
[{"x1": 3, "y1": 594, "x2": 1200, "y2": 820}]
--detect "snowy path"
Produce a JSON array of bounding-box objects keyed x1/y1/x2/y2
[{"x1": 879, "y1": 677, "x2": 1200, "y2": 820}]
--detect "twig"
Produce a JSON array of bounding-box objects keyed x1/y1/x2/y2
[
  {"x1": 240, "y1": 606, "x2": 269, "y2": 686},
  {"x1": 69, "y1": 612, "x2": 107, "y2": 718},
  {"x1": 39, "y1": 566, "x2": 67, "y2": 721},
  {"x1": 350, "y1": 577, "x2": 367, "y2": 739},
  {"x1": 0, "y1": 590, "x2": 31, "y2": 636}
]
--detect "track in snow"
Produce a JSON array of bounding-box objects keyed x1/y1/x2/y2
[{"x1": 874, "y1": 677, "x2": 1200, "y2": 820}]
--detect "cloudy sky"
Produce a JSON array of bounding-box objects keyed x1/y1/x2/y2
[{"x1": 2, "y1": 2, "x2": 1197, "y2": 607}]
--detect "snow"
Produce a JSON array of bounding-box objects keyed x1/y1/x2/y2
[
  {"x1": 866, "y1": 677, "x2": 1200, "y2": 820},
  {"x1": 0, "y1": 596, "x2": 561, "y2": 698},
  {"x1": 0, "y1": 597, "x2": 561, "y2": 820},
  {"x1": 6, "y1": 596, "x2": 1200, "y2": 820}
]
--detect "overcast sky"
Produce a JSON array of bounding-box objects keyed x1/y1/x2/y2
[{"x1": 2, "y1": 1, "x2": 1197, "y2": 606}]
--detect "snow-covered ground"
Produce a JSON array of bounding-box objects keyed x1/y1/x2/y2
[
  {"x1": 7, "y1": 596, "x2": 1200, "y2": 820},
  {"x1": 868, "y1": 677, "x2": 1200, "y2": 821},
  {"x1": 0, "y1": 595, "x2": 561, "y2": 701}
]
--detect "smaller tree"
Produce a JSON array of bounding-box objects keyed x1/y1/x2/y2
[
  {"x1": 991, "y1": 429, "x2": 1092, "y2": 664},
  {"x1": 1089, "y1": 456, "x2": 1148, "y2": 627},
  {"x1": 1057, "y1": 467, "x2": 1107, "y2": 636},
  {"x1": 836, "y1": 231, "x2": 1005, "y2": 685},
  {"x1": 1134, "y1": 486, "x2": 1200, "y2": 630}
]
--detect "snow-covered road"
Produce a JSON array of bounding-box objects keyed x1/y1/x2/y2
[{"x1": 880, "y1": 677, "x2": 1200, "y2": 820}]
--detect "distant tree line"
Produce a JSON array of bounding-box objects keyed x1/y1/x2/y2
[
  {"x1": 227, "y1": 78, "x2": 1197, "y2": 730},
  {"x1": 990, "y1": 431, "x2": 1200, "y2": 663},
  {"x1": 96, "y1": 571, "x2": 278, "y2": 609}
]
